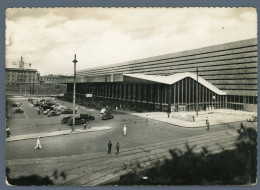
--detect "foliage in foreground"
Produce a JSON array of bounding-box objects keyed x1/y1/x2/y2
[{"x1": 107, "y1": 127, "x2": 257, "y2": 185}]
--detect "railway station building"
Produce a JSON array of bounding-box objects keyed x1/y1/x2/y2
[{"x1": 63, "y1": 38, "x2": 257, "y2": 113}]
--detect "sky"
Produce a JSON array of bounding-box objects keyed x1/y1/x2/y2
[{"x1": 5, "y1": 8, "x2": 257, "y2": 75}]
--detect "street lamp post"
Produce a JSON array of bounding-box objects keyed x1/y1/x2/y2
[
  {"x1": 72, "y1": 54, "x2": 78, "y2": 131},
  {"x1": 196, "y1": 67, "x2": 199, "y2": 116}
]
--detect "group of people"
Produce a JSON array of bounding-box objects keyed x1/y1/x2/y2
[
  {"x1": 107, "y1": 125, "x2": 128, "y2": 155},
  {"x1": 108, "y1": 141, "x2": 120, "y2": 155}
]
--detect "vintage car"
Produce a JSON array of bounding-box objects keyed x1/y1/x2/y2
[
  {"x1": 60, "y1": 109, "x2": 77, "y2": 114},
  {"x1": 11, "y1": 102, "x2": 20, "y2": 107},
  {"x1": 41, "y1": 105, "x2": 54, "y2": 111},
  {"x1": 80, "y1": 114, "x2": 95, "y2": 121},
  {"x1": 43, "y1": 109, "x2": 51, "y2": 115},
  {"x1": 33, "y1": 101, "x2": 41, "y2": 107},
  {"x1": 67, "y1": 117, "x2": 86, "y2": 125},
  {"x1": 28, "y1": 98, "x2": 34, "y2": 103},
  {"x1": 13, "y1": 107, "x2": 24, "y2": 113},
  {"x1": 47, "y1": 111, "x2": 60, "y2": 117},
  {"x1": 247, "y1": 115, "x2": 257, "y2": 122},
  {"x1": 61, "y1": 115, "x2": 73, "y2": 124},
  {"x1": 102, "y1": 112, "x2": 114, "y2": 120}
]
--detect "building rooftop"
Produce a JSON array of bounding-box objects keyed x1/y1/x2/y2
[
  {"x1": 6, "y1": 68, "x2": 38, "y2": 72},
  {"x1": 124, "y1": 72, "x2": 227, "y2": 95}
]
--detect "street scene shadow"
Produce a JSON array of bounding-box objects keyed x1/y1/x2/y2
[
  {"x1": 6, "y1": 168, "x2": 67, "y2": 186},
  {"x1": 106, "y1": 127, "x2": 257, "y2": 185}
]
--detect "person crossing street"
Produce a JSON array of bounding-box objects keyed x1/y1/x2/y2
[
  {"x1": 206, "y1": 117, "x2": 210, "y2": 130},
  {"x1": 116, "y1": 142, "x2": 120, "y2": 155},
  {"x1": 6, "y1": 127, "x2": 11, "y2": 138},
  {"x1": 35, "y1": 137, "x2": 42, "y2": 149},
  {"x1": 123, "y1": 125, "x2": 127, "y2": 136},
  {"x1": 107, "y1": 140, "x2": 112, "y2": 154}
]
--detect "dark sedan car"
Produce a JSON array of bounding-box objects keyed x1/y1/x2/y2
[
  {"x1": 60, "y1": 109, "x2": 77, "y2": 114},
  {"x1": 13, "y1": 107, "x2": 24, "y2": 113},
  {"x1": 80, "y1": 114, "x2": 95, "y2": 121},
  {"x1": 47, "y1": 111, "x2": 60, "y2": 117},
  {"x1": 42, "y1": 105, "x2": 54, "y2": 111},
  {"x1": 33, "y1": 102, "x2": 41, "y2": 107},
  {"x1": 67, "y1": 117, "x2": 85, "y2": 125},
  {"x1": 11, "y1": 102, "x2": 20, "y2": 107},
  {"x1": 61, "y1": 115, "x2": 73, "y2": 124}
]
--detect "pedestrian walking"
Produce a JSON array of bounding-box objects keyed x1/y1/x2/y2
[
  {"x1": 6, "y1": 127, "x2": 11, "y2": 138},
  {"x1": 123, "y1": 125, "x2": 127, "y2": 136},
  {"x1": 206, "y1": 117, "x2": 209, "y2": 130},
  {"x1": 207, "y1": 122, "x2": 210, "y2": 130},
  {"x1": 107, "y1": 140, "x2": 112, "y2": 154},
  {"x1": 35, "y1": 137, "x2": 42, "y2": 149},
  {"x1": 116, "y1": 142, "x2": 120, "y2": 155},
  {"x1": 239, "y1": 122, "x2": 245, "y2": 133},
  {"x1": 38, "y1": 109, "x2": 40, "y2": 115}
]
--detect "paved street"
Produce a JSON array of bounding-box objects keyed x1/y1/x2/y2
[
  {"x1": 5, "y1": 97, "x2": 257, "y2": 185},
  {"x1": 7, "y1": 128, "x2": 240, "y2": 185},
  {"x1": 6, "y1": 97, "x2": 249, "y2": 160}
]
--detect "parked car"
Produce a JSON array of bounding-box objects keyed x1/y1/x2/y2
[
  {"x1": 43, "y1": 109, "x2": 51, "y2": 115},
  {"x1": 51, "y1": 104, "x2": 59, "y2": 109},
  {"x1": 11, "y1": 102, "x2": 20, "y2": 107},
  {"x1": 100, "y1": 108, "x2": 106, "y2": 114},
  {"x1": 47, "y1": 111, "x2": 60, "y2": 117},
  {"x1": 80, "y1": 113, "x2": 95, "y2": 121},
  {"x1": 33, "y1": 102, "x2": 41, "y2": 107},
  {"x1": 13, "y1": 107, "x2": 24, "y2": 113},
  {"x1": 28, "y1": 98, "x2": 34, "y2": 102},
  {"x1": 39, "y1": 99, "x2": 45, "y2": 103},
  {"x1": 100, "y1": 108, "x2": 114, "y2": 120},
  {"x1": 67, "y1": 117, "x2": 85, "y2": 125},
  {"x1": 247, "y1": 115, "x2": 257, "y2": 122},
  {"x1": 44, "y1": 102, "x2": 55, "y2": 107},
  {"x1": 54, "y1": 106, "x2": 67, "y2": 111},
  {"x1": 31, "y1": 99, "x2": 37, "y2": 104},
  {"x1": 42, "y1": 105, "x2": 54, "y2": 111},
  {"x1": 60, "y1": 109, "x2": 77, "y2": 114},
  {"x1": 102, "y1": 113, "x2": 114, "y2": 120},
  {"x1": 61, "y1": 115, "x2": 73, "y2": 124}
]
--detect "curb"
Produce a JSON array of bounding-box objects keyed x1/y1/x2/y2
[
  {"x1": 146, "y1": 117, "x2": 246, "y2": 128},
  {"x1": 120, "y1": 111, "x2": 246, "y2": 128},
  {"x1": 6, "y1": 126, "x2": 112, "y2": 142}
]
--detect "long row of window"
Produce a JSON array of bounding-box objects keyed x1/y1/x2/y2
[
  {"x1": 227, "y1": 95, "x2": 257, "y2": 104},
  {"x1": 69, "y1": 83, "x2": 257, "y2": 106}
]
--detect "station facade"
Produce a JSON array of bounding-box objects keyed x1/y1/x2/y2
[{"x1": 64, "y1": 38, "x2": 257, "y2": 112}]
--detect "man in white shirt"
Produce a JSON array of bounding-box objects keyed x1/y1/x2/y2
[
  {"x1": 35, "y1": 137, "x2": 42, "y2": 149},
  {"x1": 123, "y1": 125, "x2": 127, "y2": 136}
]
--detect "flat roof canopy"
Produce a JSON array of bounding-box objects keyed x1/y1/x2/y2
[
  {"x1": 62, "y1": 72, "x2": 226, "y2": 96},
  {"x1": 124, "y1": 72, "x2": 226, "y2": 95}
]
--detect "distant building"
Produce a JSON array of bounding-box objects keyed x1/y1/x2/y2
[
  {"x1": 39, "y1": 75, "x2": 73, "y2": 84},
  {"x1": 5, "y1": 57, "x2": 39, "y2": 94},
  {"x1": 6, "y1": 68, "x2": 39, "y2": 84}
]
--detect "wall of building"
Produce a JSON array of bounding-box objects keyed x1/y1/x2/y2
[
  {"x1": 74, "y1": 38, "x2": 257, "y2": 112},
  {"x1": 78, "y1": 38, "x2": 257, "y2": 97},
  {"x1": 6, "y1": 69, "x2": 38, "y2": 84},
  {"x1": 66, "y1": 77, "x2": 226, "y2": 112}
]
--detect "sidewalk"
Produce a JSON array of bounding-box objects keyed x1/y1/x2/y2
[
  {"x1": 118, "y1": 109, "x2": 256, "y2": 128},
  {"x1": 6, "y1": 126, "x2": 112, "y2": 142}
]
